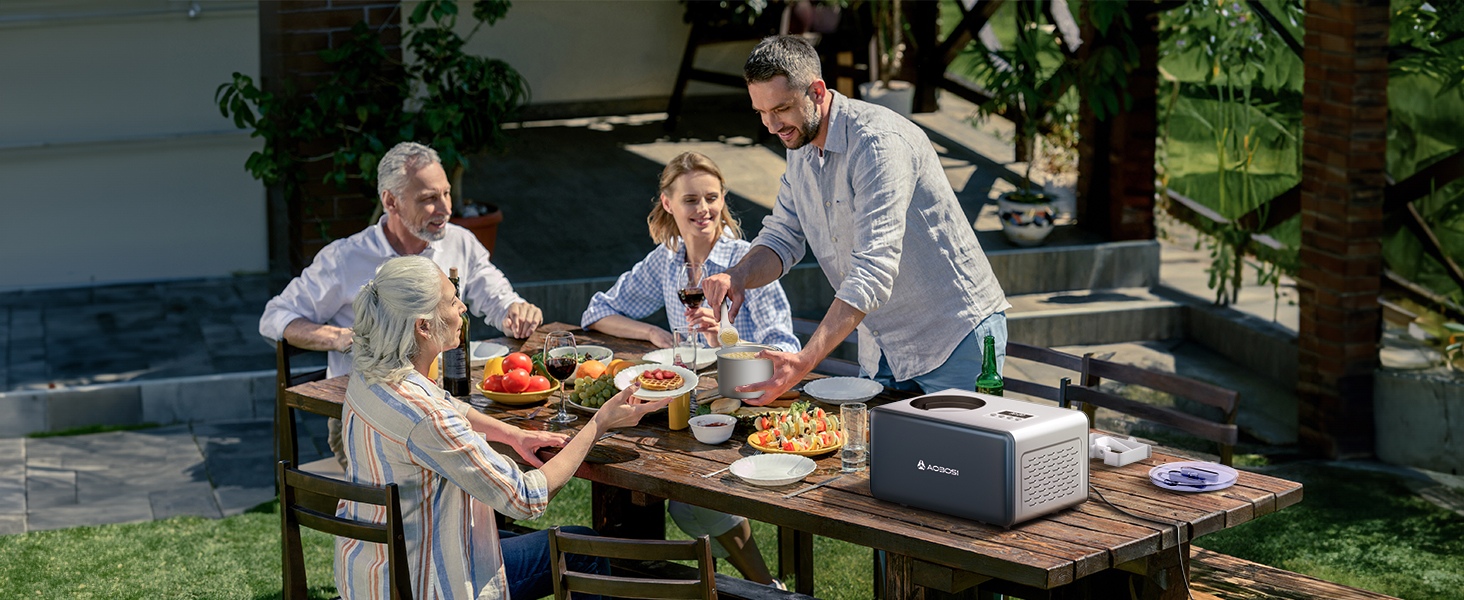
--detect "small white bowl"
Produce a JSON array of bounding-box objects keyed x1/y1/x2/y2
[
  {"x1": 729, "y1": 454, "x2": 816, "y2": 487},
  {"x1": 689, "y1": 414, "x2": 737, "y2": 444}
]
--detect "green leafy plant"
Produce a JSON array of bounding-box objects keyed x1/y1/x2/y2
[
  {"x1": 1157, "y1": 0, "x2": 1304, "y2": 306},
  {"x1": 956, "y1": 0, "x2": 1140, "y2": 203},
  {"x1": 214, "y1": 0, "x2": 528, "y2": 225}
]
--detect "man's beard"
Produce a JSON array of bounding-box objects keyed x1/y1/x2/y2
[
  {"x1": 410, "y1": 221, "x2": 447, "y2": 243},
  {"x1": 782, "y1": 99, "x2": 822, "y2": 150}
]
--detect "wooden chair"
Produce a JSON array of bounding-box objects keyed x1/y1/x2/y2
[
  {"x1": 278, "y1": 460, "x2": 411, "y2": 600},
  {"x1": 1003, "y1": 341, "x2": 1095, "y2": 403},
  {"x1": 548, "y1": 526, "x2": 718, "y2": 600},
  {"x1": 1059, "y1": 354, "x2": 1242, "y2": 466},
  {"x1": 275, "y1": 340, "x2": 333, "y2": 466},
  {"x1": 275, "y1": 340, "x2": 344, "y2": 514}
]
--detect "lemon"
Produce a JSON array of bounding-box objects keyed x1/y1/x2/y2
[{"x1": 485, "y1": 356, "x2": 505, "y2": 377}]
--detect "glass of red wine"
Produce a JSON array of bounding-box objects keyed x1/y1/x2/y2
[
  {"x1": 677, "y1": 261, "x2": 705, "y2": 356},
  {"x1": 543, "y1": 331, "x2": 578, "y2": 424}
]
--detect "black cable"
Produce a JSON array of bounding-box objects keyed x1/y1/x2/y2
[{"x1": 1089, "y1": 483, "x2": 1194, "y2": 600}]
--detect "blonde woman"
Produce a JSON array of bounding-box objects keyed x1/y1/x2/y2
[{"x1": 582, "y1": 152, "x2": 797, "y2": 589}]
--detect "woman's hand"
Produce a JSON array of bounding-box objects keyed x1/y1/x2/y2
[
  {"x1": 592, "y1": 383, "x2": 674, "y2": 429},
  {"x1": 685, "y1": 306, "x2": 719, "y2": 344},
  {"x1": 647, "y1": 327, "x2": 675, "y2": 349},
  {"x1": 506, "y1": 428, "x2": 569, "y2": 468}
]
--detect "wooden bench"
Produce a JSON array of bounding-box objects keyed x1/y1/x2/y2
[{"x1": 1189, "y1": 547, "x2": 1402, "y2": 600}]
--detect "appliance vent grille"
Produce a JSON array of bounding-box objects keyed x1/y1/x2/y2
[{"x1": 1021, "y1": 440, "x2": 1082, "y2": 508}]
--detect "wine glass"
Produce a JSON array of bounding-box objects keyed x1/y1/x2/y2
[
  {"x1": 677, "y1": 261, "x2": 705, "y2": 357},
  {"x1": 543, "y1": 331, "x2": 579, "y2": 424}
]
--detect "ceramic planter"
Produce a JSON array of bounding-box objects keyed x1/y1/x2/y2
[
  {"x1": 449, "y1": 203, "x2": 503, "y2": 255},
  {"x1": 858, "y1": 80, "x2": 914, "y2": 119},
  {"x1": 997, "y1": 191, "x2": 1056, "y2": 247}
]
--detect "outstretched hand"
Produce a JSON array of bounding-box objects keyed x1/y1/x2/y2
[
  {"x1": 734, "y1": 348, "x2": 813, "y2": 406},
  {"x1": 594, "y1": 383, "x2": 674, "y2": 429}
]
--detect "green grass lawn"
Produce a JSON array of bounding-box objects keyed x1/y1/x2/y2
[{"x1": 2, "y1": 465, "x2": 1459, "y2": 600}]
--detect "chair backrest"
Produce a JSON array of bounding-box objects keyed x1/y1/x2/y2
[
  {"x1": 1061, "y1": 354, "x2": 1242, "y2": 465},
  {"x1": 278, "y1": 460, "x2": 411, "y2": 600},
  {"x1": 1003, "y1": 341, "x2": 1093, "y2": 403},
  {"x1": 549, "y1": 527, "x2": 717, "y2": 600},
  {"x1": 275, "y1": 340, "x2": 331, "y2": 466}
]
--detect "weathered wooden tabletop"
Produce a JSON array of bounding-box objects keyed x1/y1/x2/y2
[{"x1": 284, "y1": 323, "x2": 1304, "y2": 600}]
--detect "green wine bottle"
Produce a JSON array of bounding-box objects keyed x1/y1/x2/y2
[{"x1": 975, "y1": 334, "x2": 1003, "y2": 397}]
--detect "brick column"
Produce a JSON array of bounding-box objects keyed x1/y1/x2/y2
[
  {"x1": 258, "y1": 1, "x2": 403, "y2": 276},
  {"x1": 1075, "y1": 2, "x2": 1159, "y2": 241},
  {"x1": 1296, "y1": 0, "x2": 1389, "y2": 459}
]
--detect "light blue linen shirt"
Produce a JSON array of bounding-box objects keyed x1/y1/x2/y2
[
  {"x1": 582, "y1": 236, "x2": 800, "y2": 353},
  {"x1": 752, "y1": 92, "x2": 1009, "y2": 381}
]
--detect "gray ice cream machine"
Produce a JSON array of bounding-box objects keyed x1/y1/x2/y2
[{"x1": 870, "y1": 389, "x2": 1089, "y2": 527}]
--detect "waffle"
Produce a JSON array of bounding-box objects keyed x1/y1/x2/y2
[{"x1": 637, "y1": 369, "x2": 684, "y2": 391}]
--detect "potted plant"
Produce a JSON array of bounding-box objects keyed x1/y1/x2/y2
[
  {"x1": 958, "y1": 1, "x2": 1139, "y2": 247},
  {"x1": 215, "y1": 0, "x2": 526, "y2": 255},
  {"x1": 857, "y1": 0, "x2": 914, "y2": 117}
]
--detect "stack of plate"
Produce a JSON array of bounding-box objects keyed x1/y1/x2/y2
[{"x1": 1147, "y1": 461, "x2": 1238, "y2": 493}]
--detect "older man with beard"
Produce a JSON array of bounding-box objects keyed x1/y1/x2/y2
[{"x1": 260, "y1": 141, "x2": 542, "y2": 468}]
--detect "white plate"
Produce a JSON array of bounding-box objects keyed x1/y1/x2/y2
[
  {"x1": 803, "y1": 377, "x2": 883, "y2": 404},
  {"x1": 469, "y1": 341, "x2": 509, "y2": 365},
  {"x1": 729, "y1": 454, "x2": 816, "y2": 487},
  {"x1": 614, "y1": 364, "x2": 699, "y2": 399},
  {"x1": 642, "y1": 347, "x2": 716, "y2": 370},
  {"x1": 1147, "y1": 461, "x2": 1238, "y2": 493}
]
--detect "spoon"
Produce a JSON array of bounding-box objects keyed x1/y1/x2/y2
[{"x1": 719, "y1": 305, "x2": 740, "y2": 347}]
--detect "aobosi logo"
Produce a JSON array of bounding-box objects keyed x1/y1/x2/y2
[{"x1": 917, "y1": 459, "x2": 959, "y2": 476}]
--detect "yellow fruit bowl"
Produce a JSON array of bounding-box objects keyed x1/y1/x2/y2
[{"x1": 478, "y1": 378, "x2": 561, "y2": 406}]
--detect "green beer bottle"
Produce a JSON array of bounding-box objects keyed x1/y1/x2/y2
[{"x1": 975, "y1": 334, "x2": 1003, "y2": 396}]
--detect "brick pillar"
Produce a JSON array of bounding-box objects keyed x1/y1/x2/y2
[
  {"x1": 1075, "y1": 3, "x2": 1159, "y2": 241},
  {"x1": 1296, "y1": 0, "x2": 1389, "y2": 459},
  {"x1": 258, "y1": 1, "x2": 403, "y2": 276}
]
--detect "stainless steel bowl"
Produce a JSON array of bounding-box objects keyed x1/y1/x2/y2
[{"x1": 716, "y1": 344, "x2": 774, "y2": 399}]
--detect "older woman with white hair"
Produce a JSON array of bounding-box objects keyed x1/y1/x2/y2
[{"x1": 336, "y1": 255, "x2": 670, "y2": 600}]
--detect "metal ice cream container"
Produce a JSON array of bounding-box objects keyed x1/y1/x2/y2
[{"x1": 716, "y1": 344, "x2": 774, "y2": 399}]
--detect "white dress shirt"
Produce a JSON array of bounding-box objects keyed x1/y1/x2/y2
[{"x1": 259, "y1": 216, "x2": 526, "y2": 378}]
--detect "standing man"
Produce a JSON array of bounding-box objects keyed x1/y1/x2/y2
[
  {"x1": 702, "y1": 35, "x2": 1010, "y2": 406},
  {"x1": 260, "y1": 141, "x2": 542, "y2": 466}
]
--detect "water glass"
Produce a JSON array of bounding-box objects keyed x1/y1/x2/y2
[
  {"x1": 671, "y1": 327, "x2": 699, "y2": 369},
  {"x1": 841, "y1": 403, "x2": 868, "y2": 473}
]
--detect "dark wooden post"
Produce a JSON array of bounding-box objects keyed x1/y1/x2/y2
[
  {"x1": 1075, "y1": 2, "x2": 1160, "y2": 241},
  {"x1": 908, "y1": 0, "x2": 941, "y2": 114},
  {"x1": 256, "y1": 1, "x2": 403, "y2": 278},
  {"x1": 1296, "y1": 0, "x2": 1389, "y2": 459}
]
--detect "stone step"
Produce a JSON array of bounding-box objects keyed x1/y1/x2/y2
[{"x1": 1006, "y1": 287, "x2": 1185, "y2": 348}]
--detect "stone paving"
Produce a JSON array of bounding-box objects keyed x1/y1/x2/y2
[{"x1": 0, "y1": 413, "x2": 330, "y2": 534}]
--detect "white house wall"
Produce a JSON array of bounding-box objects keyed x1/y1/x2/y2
[
  {"x1": 0, "y1": 2, "x2": 264, "y2": 291},
  {"x1": 1, "y1": 0, "x2": 750, "y2": 291}
]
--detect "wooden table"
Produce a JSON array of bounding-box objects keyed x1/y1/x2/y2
[{"x1": 283, "y1": 323, "x2": 1304, "y2": 600}]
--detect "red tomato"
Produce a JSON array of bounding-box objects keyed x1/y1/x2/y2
[
  {"x1": 483, "y1": 375, "x2": 505, "y2": 393},
  {"x1": 503, "y1": 352, "x2": 533, "y2": 374},
  {"x1": 503, "y1": 368, "x2": 531, "y2": 393},
  {"x1": 526, "y1": 375, "x2": 551, "y2": 392}
]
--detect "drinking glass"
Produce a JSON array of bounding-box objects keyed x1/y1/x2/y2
[
  {"x1": 543, "y1": 331, "x2": 579, "y2": 424},
  {"x1": 671, "y1": 327, "x2": 698, "y2": 370},
  {"x1": 840, "y1": 403, "x2": 868, "y2": 473},
  {"x1": 676, "y1": 262, "x2": 706, "y2": 353}
]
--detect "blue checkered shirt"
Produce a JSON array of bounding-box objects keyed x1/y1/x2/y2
[{"x1": 582, "y1": 237, "x2": 800, "y2": 352}]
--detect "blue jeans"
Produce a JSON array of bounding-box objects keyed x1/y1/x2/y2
[
  {"x1": 867, "y1": 312, "x2": 1007, "y2": 395},
  {"x1": 501, "y1": 526, "x2": 608, "y2": 600}
]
